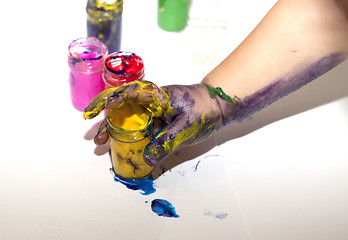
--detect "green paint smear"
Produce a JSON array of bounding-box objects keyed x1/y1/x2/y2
[{"x1": 205, "y1": 84, "x2": 236, "y2": 104}]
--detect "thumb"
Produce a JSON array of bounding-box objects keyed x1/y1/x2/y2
[{"x1": 144, "y1": 116, "x2": 195, "y2": 166}]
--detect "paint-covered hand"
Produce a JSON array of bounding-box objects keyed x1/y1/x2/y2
[{"x1": 84, "y1": 80, "x2": 237, "y2": 166}]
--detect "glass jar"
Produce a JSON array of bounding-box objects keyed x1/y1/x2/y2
[
  {"x1": 103, "y1": 51, "x2": 145, "y2": 89},
  {"x1": 68, "y1": 37, "x2": 108, "y2": 111},
  {"x1": 87, "y1": 0, "x2": 123, "y2": 53},
  {"x1": 107, "y1": 101, "x2": 154, "y2": 179},
  {"x1": 158, "y1": 0, "x2": 189, "y2": 32}
]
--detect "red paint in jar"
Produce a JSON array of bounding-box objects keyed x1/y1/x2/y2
[{"x1": 103, "y1": 51, "x2": 145, "y2": 89}]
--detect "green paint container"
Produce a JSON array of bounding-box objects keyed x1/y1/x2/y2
[{"x1": 157, "y1": 0, "x2": 190, "y2": 32}]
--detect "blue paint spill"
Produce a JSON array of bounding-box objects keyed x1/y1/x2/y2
[
  {"x1": 111, "y1": 168, "x2": 156, "y2": 195},
  {"x1": 151, "y1": 199, "x2": 180, "y2": 218}
]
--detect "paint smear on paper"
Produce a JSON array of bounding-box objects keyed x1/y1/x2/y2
[
  {"x1": 151, "y1": 199, "x2": 180, "y2": 218},
  {"x1": 203, "y1": 209, "x2": 228, "y2": 220}
]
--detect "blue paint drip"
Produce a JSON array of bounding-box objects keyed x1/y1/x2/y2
[
  {"x1": 112, "y1": 169, "x2": 156, "y2": 195},
  {"x1": 151, "y1": 199, "x2": 180, "y2": 218}
]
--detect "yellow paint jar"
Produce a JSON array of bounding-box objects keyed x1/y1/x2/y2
[{"x1": 107, "y1": 101, "x2": 154, "y2": 179}]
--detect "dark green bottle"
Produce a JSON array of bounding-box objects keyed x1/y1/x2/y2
[{"x1": 157, "y1": 0, "x2": 190, "y2": 32}]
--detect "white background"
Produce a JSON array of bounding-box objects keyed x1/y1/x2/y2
[{"x1": 1, "y1": 0, "x2": 348, "y2": 239}]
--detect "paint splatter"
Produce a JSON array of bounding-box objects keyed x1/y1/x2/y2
[
  {"x1": 111, "y1": 168, "x2": 156, "y2": 195},
  {"x1": 151, "y1": 199, "x2": 180, "y2": 218},
  {"x1": 203, "y1": 209, "x2": 228, "y2": 220}
]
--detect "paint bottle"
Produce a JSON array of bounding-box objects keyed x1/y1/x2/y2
[
  {"x1": 103, "y1": 51, "x2": 145, "y2": 89},
  {"x1": 86, "y1": 0, "x2": 123, "y2": 53},
  {"x1": 68, "y1": 37, "x2": 108, "y2": 111},
  {"x1": 157, "y1": 0, "x2": 190, "y2": 32},
  {"x1": 107, "y1": 101, "x2": 154, "y2": 179}
]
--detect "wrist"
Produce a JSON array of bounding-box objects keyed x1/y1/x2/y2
[{"x1": 203, "y1": 83, "x2": 239, "y2": 127}]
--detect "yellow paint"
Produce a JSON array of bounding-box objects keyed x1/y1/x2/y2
[
  {"x1": 83, "y1": 81, "x2": 171, "y2": 120},
  {"x1": 87, "y1": 0, "x2": 123, "y2": 24},
  {"x1": 83, "y1": 87, "x2": 118, "y2": 119},
  {"x1": 83, "y1": 81, "x2": 175, "y2": 177},
  {"x1": 163, "y1": 114, "x2": 207, "y2": 152},
  {"x1": 108, "y1": 101, "x2": 149, "y2": 130},
  {"x1": 149, "y1": 114, "x2": 218, "y2": 157},
  {"x1": 95, "y1": 0, "x2": 123, "y2": 12},
  {"x1": 107, "y1": 101, "x2": 154, "y2": 179}
]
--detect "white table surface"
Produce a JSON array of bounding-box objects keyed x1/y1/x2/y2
[{"x1": 1, "y1": 0, "x2": 348, "y2": 239}]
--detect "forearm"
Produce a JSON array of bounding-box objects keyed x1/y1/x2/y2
[{"x1": 203, "y1": 0, "x2": 348, "y2": 122}]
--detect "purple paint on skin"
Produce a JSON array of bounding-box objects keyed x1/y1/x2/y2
[{"x1": 233, "y1": 52, "x2": 346, "y2": 122}]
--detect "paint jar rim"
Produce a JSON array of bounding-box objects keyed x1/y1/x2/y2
[
  {"x1": 107, "y1": 103, "x2": 153, "y2": 143},
  {"x1": 104, "y1": 51, "x2": 144, "y2": 76},
  {"x1": 103, "y1": 51, "x2": 145, "y2": 86},
  {"x1": 68, "y1": 37, "x2": 108, "y2": 73},
  {"x1": 86, "y1": 0, "x2": 123, "y2": 19}
]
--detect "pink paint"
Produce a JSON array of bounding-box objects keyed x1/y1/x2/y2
[{"x1": 68, "y1": 37, "x2": 108, "y2": 111}]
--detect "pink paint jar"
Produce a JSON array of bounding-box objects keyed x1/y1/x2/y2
[
  {"x1": 103, "y1": 51, "x2": 145, "y2": 89},
  {"x1": 68, "y1": 37, "x2": 108, "y2": 111}
]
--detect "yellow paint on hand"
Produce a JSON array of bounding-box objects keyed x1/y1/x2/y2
[
  {"x1": 149, "y1": 114, "x2": 218, "y2": 157},
  {"x1": 162, "y1": 114, "x2": 206, "y2": 152},
  {"x1": 83, "y1": 87, "x2": 118, "y2": 119},
  {"x1": 83, "y1": 81, "x2": 171, "y2": 120}
]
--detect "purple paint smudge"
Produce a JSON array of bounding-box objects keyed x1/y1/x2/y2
[
  {"x1": 233, "y1": 52, "x2": 345, "y2": 122},
  {"x1": 192, "y1": 154, "x2": 221, "y2": 172},
  {"x1": 203, "y1": 209, "x2": 228, "y2": 220},
  {"x1": 193, "y1": 160, "x2": 201, "y2": 172}
]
